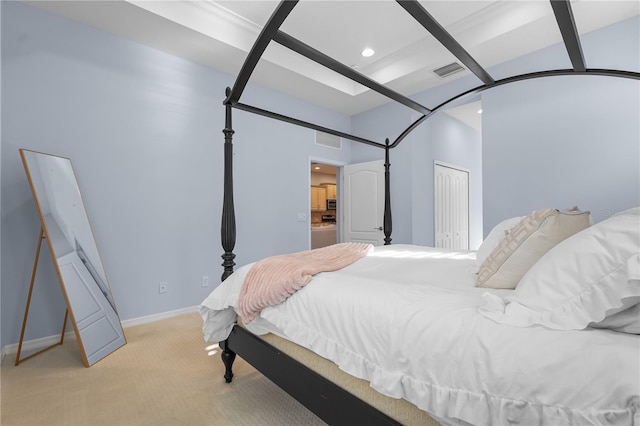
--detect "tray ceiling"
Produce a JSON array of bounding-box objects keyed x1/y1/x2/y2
[{"x1": 27, "y1": 1, "x2": 639, "y2": 117}]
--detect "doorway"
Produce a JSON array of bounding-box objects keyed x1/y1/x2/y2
[{"x1": 310, "y1": 161, "x2": 339, "y2": 249}]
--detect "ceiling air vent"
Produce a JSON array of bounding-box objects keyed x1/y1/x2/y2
[
  {"x1": 432, "y1": 62, "x2": 465, "y2": 79},
  {"x1": 315, "y1": 131, "x2": 342, "y2": 150}
]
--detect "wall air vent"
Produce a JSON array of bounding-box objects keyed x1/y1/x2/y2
[
  {"x1": 432, "y1": 62, "x2": 465, "y2": 78},
  {"x1": 315, "y1": 131, "x2": 342, "y2": 150}
]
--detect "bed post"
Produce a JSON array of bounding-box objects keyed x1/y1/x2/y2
[
  {"x1": 221, "y1": 88, "x2": 237, "y2": 383},
  {"x1": 221, "y1": 87, "x2": 236, "y2": 282},
  {"x1": 220, "y1": 339, "x2": 236, "y2": 383},
  {"x1": 383, "y1": 138, "x2": 392, "y2": 245}
]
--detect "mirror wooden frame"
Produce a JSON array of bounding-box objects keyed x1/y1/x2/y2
[{"x1": 17, "y1": 149, "x2": 126, "y2": 367}]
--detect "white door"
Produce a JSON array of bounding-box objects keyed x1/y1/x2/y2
[
  {"x1": 342, "y1": 160, "x2": 385, "y2": 246},
  {"x1": 434, "y1": 162, "x2": 469, "y2": 250}
]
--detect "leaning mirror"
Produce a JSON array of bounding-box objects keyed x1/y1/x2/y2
[{"x1": 19, "y1": 149, "x2": 126, "y2": 366}]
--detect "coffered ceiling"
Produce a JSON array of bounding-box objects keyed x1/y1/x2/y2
[{"x1": 27, "y1": 1, "x2": 639, "y2": 120}]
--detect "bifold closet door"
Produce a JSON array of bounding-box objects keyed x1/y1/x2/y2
[{"x1": 434, "y1": 163, "x2": 469, "y2": 250}]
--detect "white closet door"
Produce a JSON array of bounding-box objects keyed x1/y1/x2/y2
[{"x1": 434, "y1": 163, "x2": 469, "y2": 250}]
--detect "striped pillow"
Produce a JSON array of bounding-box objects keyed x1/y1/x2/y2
[{"x1": 476, "y1": 208, "x2": 590, "y2": 289}]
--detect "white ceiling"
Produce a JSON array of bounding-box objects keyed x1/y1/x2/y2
[
  {"x1": 27, "y1": 0, "x2": 639, "y2": 127},
  {"x1": 311, "y1": 163, "x2": 337, "y2": 176}
]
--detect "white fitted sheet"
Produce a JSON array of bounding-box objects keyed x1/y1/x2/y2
[{"x1": 200, "y1": 244, "x2": 640, "y2": 426}]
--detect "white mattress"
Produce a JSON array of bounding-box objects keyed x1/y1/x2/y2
[{"x1": 200, "y1": 244, "x2": 640, "y2": 426}]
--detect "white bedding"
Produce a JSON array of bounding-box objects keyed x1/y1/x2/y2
[{"x1": 200, "y1": 244, "x2": 640, "y2": 426}]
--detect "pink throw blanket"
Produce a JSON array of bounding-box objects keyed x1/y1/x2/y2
[{"x1": 237, "y1": 242, "x2": 373, "y2": 323}]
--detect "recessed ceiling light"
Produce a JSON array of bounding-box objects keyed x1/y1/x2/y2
[
  {"x1": 361, "y1": 48, "x2": 375, "y2": 57},
  {"x1": 477, "y1": 109, "x2": 483, "y2": 114}
]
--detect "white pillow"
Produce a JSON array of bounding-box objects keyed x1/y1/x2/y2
[
  {"x1": 479, "y1": 209, "x2": 640, "y2": 331},
  {"x1": 590, "y1": 297, "x2": 640, "y2": 334},
  {"x1": 614, "y1": 206, "x2": 640, "y2": 217},
  {"x1": 473, "y1": 216, "x2": 524, "y2": 273}
]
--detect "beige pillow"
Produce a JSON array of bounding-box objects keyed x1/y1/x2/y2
[
  {"x1": 473, "y1": 215, "x2": 525, "y2": 273},
  {"x1": 476, "y1": 207, "x2": 590, "y2": 289}
]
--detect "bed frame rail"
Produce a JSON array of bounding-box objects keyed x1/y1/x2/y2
[{"x1": 221, "y1": 326, "x2": 401, "y2": 426}]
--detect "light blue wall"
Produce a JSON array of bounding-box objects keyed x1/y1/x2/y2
[
  {"x1": 351, "y1": 79, "x2": 484, "y2": 248},
  {"x1": 2, "y1": 2, "x2": 638, "y2": 351},
  {"x1": 351, "y1": 109, "x2": 483, "y2": 249},
  {"x1": 0, "y1": 2, "x2": 4, "y2": 356},
  {"x1": 0, "y1": 2, "x2": 351, "y2": 348},
  {"x1": 350, "y1": 103, "x2": 421, "y2": 245},
  {"x1": 352, "y1": 15, "x2": 639, "y2": 247},
  {"x1": 482, "y1": 16, "x2": 640, "y2": 231},
  {"x1": 0, "y1": 0, "x2": 3, "y2": 349},
  {"x1": 482, "y1": 75, "x2": 640, "y2": 230},
  {"x1": 426, "y1": 114, "x2": 482, "y2": 248}
]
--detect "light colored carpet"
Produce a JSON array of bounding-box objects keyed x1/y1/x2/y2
[{"x1": 1, "y1": 313, "x2": 326, "y2": 426}]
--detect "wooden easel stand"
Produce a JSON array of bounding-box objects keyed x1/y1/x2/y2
[{"x1": 15, "y1": 228, "x2": 69, "y2": 366}]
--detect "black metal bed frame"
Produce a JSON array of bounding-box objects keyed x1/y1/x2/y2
[{"x1": 218, "y1": 1, "x2": 639, "y2": 424}]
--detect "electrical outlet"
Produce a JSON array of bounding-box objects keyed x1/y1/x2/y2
[
  {"x1": 159, "y1": 282, "x2": 168, "y2": 294},
  {"x1": 201, "y1": 276, "x2": 209, "y2": 287}
]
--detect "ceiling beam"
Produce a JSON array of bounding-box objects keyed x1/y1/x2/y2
[
  {"x1": 273, "y1": 31, "x2": 432, "y2": 115},
  {"x1": 550, "y1": 0, "x2": 586, "y2": 72},
  {"x1": 225, "y1": 1, "x2": 298, "y2": 105},
  {"x1": 396, "y1": 0, "x2": 495, "y2": 86}
]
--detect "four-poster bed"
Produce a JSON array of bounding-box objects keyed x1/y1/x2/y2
[{"x1": 204, "y1": 1, "x2": 640, "y2": 424}]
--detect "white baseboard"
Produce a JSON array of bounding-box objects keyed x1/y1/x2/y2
[
  {"x1": 121, "y1": 305, "x2": 199, "y2": 328},
  {"x1": 1, "y1": 331, "x2": 78, "y2": 363},
  {"x1": 1, "y1": 305, "x2": 200, "y2": 361}
]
